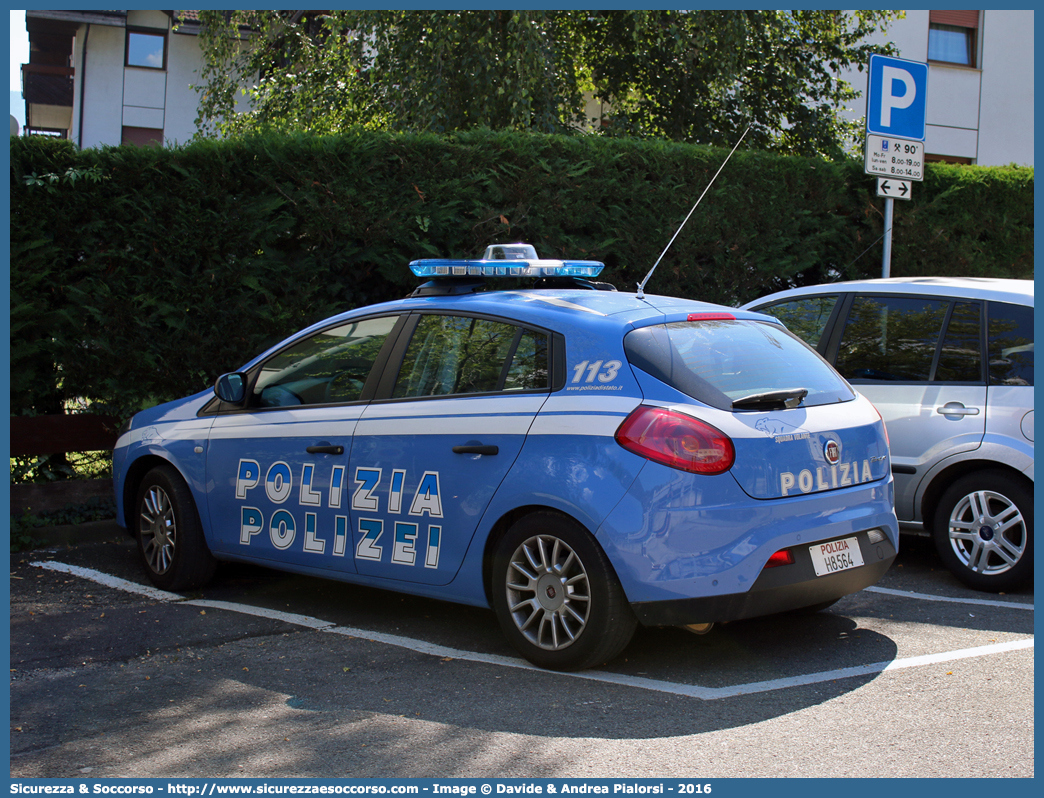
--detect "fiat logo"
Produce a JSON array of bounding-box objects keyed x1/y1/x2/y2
[{"x1": 824, "y1": 440, "x2": 841, "y2": 464}]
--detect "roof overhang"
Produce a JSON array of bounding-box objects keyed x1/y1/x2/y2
[{"x1": 26, "y1": 10, "x2": 129, "y2": 28}]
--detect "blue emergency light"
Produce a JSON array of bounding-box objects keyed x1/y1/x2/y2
[{"x1": 409, "y1": 243, "x2": 604, "y2": 279}]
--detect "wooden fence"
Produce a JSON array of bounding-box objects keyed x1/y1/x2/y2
[{"x1": 9, "y1": 414, "x2": 118, "y2": 514}]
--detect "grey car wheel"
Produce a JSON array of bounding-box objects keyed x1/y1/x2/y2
[
  {"x1": 135, "y1": 464, "x2": 218, "y2": 591},
  {"x1": 139, "y1": 482, "x2": 177, "y2": 575},
  {"x1": 504, "y1": 532, "x2": 592, "y2": 651},
  {"x1": 492, "y1": 511, "x2": 636, "y2": 670},
  {"x1": 933, "y1": 470, "x2": 1033, "y2": 592}
]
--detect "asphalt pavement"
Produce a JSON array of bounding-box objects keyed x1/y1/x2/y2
[{"x1": 9, "y1": 524, "x2": 1035, "y2": 780}]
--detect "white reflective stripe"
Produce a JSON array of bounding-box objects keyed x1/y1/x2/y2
[
  {"x1": 528, "y1": 413, "x2": 627, "y2": 437},
  {"x1": 362, "y1": 395, "x2": 547, "y2": 418},
  {"x1": 211, "y1": 406, "x2": 366, "y2": 427},
  {"x1": 208, "y1": 418, "x2": 361, "y2": 440},
  {"x1": 357, "y1": 395, "x2": 546, "y2": 437},
  {"x1": 525, "y1": 394, "x2": 637, "y2": 437},
  {"x1": 357, "y1": 414, "x2": 535, "y2": 437},
  {"x1": 514, "y1": 293, "x2": 607, "y2": 316},
  {"x1": 539, "y1": 395, "x2": 641, "y2": 413},
  {"x1": 115, "y1": 419, "x2": 214, "y2": 450}
]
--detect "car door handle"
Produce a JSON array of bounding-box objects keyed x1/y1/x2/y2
[
  {"x1": 936, "y1": 403, "x2": 980, "y2": 417},
  {"x1": 306, "y1": 445, "x2": 345, "y2": 455},
  {"x1": 452, "y1": 444, "x2": 499, "y2": 456}
]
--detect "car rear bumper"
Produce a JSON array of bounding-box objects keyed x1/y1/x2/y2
[{"x1": 630, "y1": 530, "x2": 897, "y2": 626}]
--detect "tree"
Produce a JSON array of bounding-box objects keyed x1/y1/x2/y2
[
  {"x1": 192, "y1": 10, "x2": 901, "y2": 158},
  {"x1": 580, "y1": 10, "x2": 902, "y2": 158}
]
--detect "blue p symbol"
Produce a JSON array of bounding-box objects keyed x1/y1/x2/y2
[{"x1": 868, "y1": 54, "x2": 928, "y2": 140}]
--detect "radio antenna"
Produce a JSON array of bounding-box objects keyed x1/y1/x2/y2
[{"x1": 636, "y1": 125, "x2": 750, "y2": 299}]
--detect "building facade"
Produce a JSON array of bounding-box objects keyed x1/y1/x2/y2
[
  {"x1": 845, "y1": 9, "x2": 1034, "y2": 166},
  {"x1": 21, "y1": 9, "x2": 207, "y2": 147}
]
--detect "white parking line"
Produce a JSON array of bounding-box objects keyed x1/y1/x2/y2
[
  {"x1": 865, "y1": 585, "x2": 1034, "y2": 610},
  {"x1": 320, "y1": 626, "x2": 1034, "y2": 701},
  {"x1": 190, "y1": 599, "x2": 338, "y2": 630},
  {"x1": 696, "y1": 639, "x2": 1034, "y2": 700},
  {"x1": 32, "y1": 560, "x2": 1034, "y2": 700},
  {"x1": 35, "y1": 560, "x2": 184, "y2": 602}
]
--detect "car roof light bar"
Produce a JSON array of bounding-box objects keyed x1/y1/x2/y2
[{"x1": 409, "y1": 258, "x2": 605, "y2": 279}]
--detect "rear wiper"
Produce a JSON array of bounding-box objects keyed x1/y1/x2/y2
[{"x1": 731, "y1": 388, "x2": 808, "y2": 411}]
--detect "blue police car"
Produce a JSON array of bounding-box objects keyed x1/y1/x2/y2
[{"x1": 113, "y1": 246, "x2": 898, "y2": 670}]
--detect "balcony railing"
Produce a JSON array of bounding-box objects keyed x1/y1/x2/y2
[{"x1": 21, "y1": 63, "x2": 75, "y2": 107}]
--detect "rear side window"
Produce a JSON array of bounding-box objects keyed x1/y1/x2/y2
[
  {"x1": 624, "y1": 320, "x2": 854, "y2": 411},
  {"x1": 393, "y1": 315, "x2": 549, "y2": 398},
  {"x1": 753, "y1": 295, "x2": 838, "y2": 348},
  {"x1": 988, "y1": 302, "x2": 1034, "y2": 386},
  {"x1": 935, "y1": 302, "x2": 982, "y2": 382}
]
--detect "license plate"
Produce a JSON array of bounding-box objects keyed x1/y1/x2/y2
[{"x1": 809, "y1": 536, "x2": 864, "y2": 577}]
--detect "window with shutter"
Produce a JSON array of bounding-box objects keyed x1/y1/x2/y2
[{"x1": 927, "y1": 10, "x2": 979, "y2": 67}]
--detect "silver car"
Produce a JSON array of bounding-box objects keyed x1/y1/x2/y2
[{"x1": 743, "y1": 278, "x2": 1033, "y2": 592}]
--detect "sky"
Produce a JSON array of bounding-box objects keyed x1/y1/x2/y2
[{"x1": 10, "y1": 9, "x2": 27, "y2": 127}]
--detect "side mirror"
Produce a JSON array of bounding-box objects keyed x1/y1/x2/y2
[{"x1": 214, "y1": 372, "x2": 247, "y2": 404}]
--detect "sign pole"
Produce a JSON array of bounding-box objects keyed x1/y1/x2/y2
[
  {"x1": 864, "y1": 53, "x2": 928, "y2": 280},
  {"x1": 882, "y1": 197, "x2": 894, "y2": 278}
]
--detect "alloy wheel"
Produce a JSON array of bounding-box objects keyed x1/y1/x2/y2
[
  {"x1": 947, "y1": 488, "x2": 1027, "y2": 576},
  {"x1": 504, "y1": 534, "x2": 591, "y2": 651},
  {"x1": 139, "y1": 484, "x2": 177, "y2": 575}
]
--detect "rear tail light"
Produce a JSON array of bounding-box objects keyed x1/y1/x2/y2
[
  {"x1": 763, "y1": 549, "x2": 795, "y2": 569},
  {"x1": 615, "y1": 406, "x2": 735, "y2": 475}
]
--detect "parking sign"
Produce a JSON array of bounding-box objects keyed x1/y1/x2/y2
[
  {"x1": 866, "y1": 54, "x2": 928, "y2": 141},
  {"x1": 865, "y1": 134, "x2": 924, "y2": 181}
]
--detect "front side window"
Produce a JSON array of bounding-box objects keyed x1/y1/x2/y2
[
  {"x1": 127, "y1": 30, "x2": 167, "y2": 69},
  {"x1": 988, "y1": 302, "x2": 1034, "y2": 386},
  {"x1": 253, "y1": 316, "x2": 399, "y2": 407},
  {"x1": 753, "y1": 295, "x2": 838, "y2": 349},
  {"x1": 835, "y1": 296, "x2": 949, "y2": 382},
  {"x1": 393, "y1": 315, "x2": 549, "y2": 398}
]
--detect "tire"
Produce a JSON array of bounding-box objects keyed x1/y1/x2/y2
[
  {"x1": 932, "y1": 471, "x2": 1033, "y2": 592},
  {"x1": 491, "y1": 511, "x2": 637, "y2": 671},
  {"x1": 135, "y1": 464, "x2": 217, "y2": 592}
]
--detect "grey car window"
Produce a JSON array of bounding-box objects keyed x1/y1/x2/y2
[
  {"x1": 253, "y1": 316, "x2": 399, "y2": 407},
  {"x1": 835, "y1": 295, "x2": 948, "y2": 382},
  {"x1": 753, "y1": 295, "x2": 838, "y2": 348},
  {"x1": 935, "y1": 302, "x2": 982, "y2": 382},
  {"x1": 988, "y1": 302, "x2": 1034, "y2": 386},
  {"x1": 624, "y1": 319, "x2": 854, "y2": 410},
  {"x1": 393, "y1": 315, "x2": 549, "y2": 398}
]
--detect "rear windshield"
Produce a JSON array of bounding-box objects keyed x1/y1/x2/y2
[{"x1": 624, "y1": 320, "x2": 855, "y2": 411}]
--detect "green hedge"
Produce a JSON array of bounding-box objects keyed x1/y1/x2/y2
[{"x1": 10, "y1": 130, "x2": 1033, "y2": 420}]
